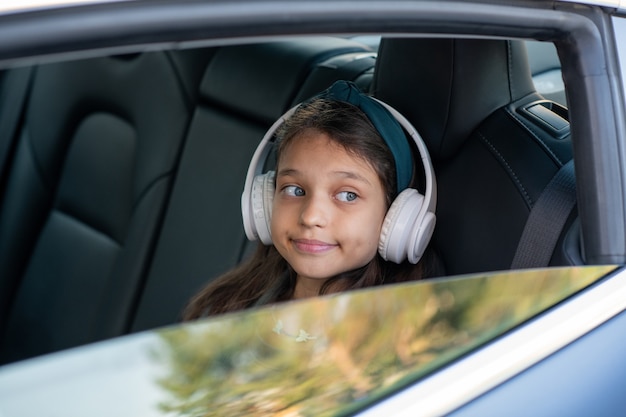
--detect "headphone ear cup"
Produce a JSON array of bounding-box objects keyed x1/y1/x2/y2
[
  {"x1": 408, "y1": 210, "x2": 436, "y2": 264},
  {"x1": 250, "y1": 171, "x2": 275, "y2": 245},
  {"x1": 379, "y1": 188, "x2": 435, "y2": 264}
]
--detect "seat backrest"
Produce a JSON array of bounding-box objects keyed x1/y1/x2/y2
[
  {"x1": 0, "y1": 37, "x2": 376, "y2": 363},
  {"x1": 131, "y1": 38, "x2": 375, "y2": 332},
  {"x1": 372, "y1": 38, "x2": 574, "y2": 275},
  {"x1": 0, "y1": 50, "x2": 212, "y2": 363}
]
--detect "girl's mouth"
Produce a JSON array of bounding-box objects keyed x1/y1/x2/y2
[{"x1": 292, "y1": 239, "x2": 338, "y2": 254}]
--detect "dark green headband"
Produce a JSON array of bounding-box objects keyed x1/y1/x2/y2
[{"x1": 315, "y1": 80, "x2": 413, "y2": 192}]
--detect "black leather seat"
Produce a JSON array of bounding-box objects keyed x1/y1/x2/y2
[
  {"x1": 372, "y1": 38, "x2": 575, "y2": 275},
  {"x1": 0, "y1": 50, "x2": 213, "y2": 363},
  {"x1": 0, "y1": 37, "x2": 377, "y2": 363}
]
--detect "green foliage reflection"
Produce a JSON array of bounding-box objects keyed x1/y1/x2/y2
[{"x1": 152, "y1": 266, "x2": 613, "y2": 416}]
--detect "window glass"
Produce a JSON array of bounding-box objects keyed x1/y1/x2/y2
[
  {"x1": 0, "y1": 266, "x2": 613, "y2": 416},
  {"x1": 150, "y1": 266, "x2": 611, "y2": 415}
]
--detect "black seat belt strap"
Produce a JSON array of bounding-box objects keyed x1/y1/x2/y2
[{"x1": 511, "y1": 159, "x2": 576, "y2": 269}]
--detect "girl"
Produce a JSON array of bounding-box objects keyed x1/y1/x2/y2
[{"x1": 184, "y1": 81, "x2": 440, "y2": 318}]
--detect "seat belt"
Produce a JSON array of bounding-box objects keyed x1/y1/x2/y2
[
  {"x1": 510, "y1": 159, "x2": 576, "y2": 269},
  {"x1": 0, "y1": 66, "x2": 35, "y2": 184}
]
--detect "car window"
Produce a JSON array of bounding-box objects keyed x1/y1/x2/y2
[
  {"x1": 0, "y1": 266, "x2": 614, "y2": 416},
  {"x1": 526, "y1": 41, "x2": 567, "y2": 106},
  {"x1": 0, "y1": 31, "x2": 584, "y2": 365}
]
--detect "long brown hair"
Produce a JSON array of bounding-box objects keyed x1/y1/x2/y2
[{"x1": 184, "y1": 98, "x2": 439, "y2": 319}]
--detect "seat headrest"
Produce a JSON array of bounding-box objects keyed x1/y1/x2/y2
[
  {"x1": 372, "y1": 38, "x2": 536, "y2": 161},
  {"x1": 199, "y1": 38, "x2": 372, "y2": 125}
]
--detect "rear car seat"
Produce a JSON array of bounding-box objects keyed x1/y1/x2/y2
[
  {"x1": 0, "y1": 50, "x2": 213, "y2": 364},
  {"x1": 372, "y1": 38, "x2": 575, "y2": 275},
  {"x1": 0, "y1": 37, "x2": 376, "y2": 363},
  {"x1": 131, "y1": 38, "x2": 375, "y2": 332}
]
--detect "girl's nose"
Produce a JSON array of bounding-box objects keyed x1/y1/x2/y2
[{"x1": 299, "y1": 195, "x2": 328, "y2": 227}]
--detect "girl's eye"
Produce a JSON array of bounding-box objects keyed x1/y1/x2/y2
[
  {"x1": 336, "y1": 191, "x2": 358, "y2": 202},
  {"x1": 283, "y1": 185, "x2": 305, "y2": 197}
]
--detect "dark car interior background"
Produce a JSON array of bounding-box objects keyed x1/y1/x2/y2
[{"x1": 0, "y1": 34, "x2": 574, "y2": 365}]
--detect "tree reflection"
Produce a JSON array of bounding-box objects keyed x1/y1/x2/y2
[{"x1": 151, "y1": 266, "x2": 612, "y2": 416}]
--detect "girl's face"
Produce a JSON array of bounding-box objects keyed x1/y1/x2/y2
[{"x1": 271, "y1": 129, "x2": 388, "y2": 298}]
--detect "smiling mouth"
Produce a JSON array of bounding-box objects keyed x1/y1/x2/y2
[{"x1": 292, "y1": 239, "x2": 338, "y2": 254}]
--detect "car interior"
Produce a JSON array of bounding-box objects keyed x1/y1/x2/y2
[{"x1": 0, "y1": 35, "x2": 574, "y2": 365}]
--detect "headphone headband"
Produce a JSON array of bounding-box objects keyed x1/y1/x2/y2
[
  {"x1": 373, "y1": 97, "x2": 437, "y2": 214},
  {"x1": 314, "y1": 81, "x2": 413, "y2": 192}
]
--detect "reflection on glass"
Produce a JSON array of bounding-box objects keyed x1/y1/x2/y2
[{"x1": 152, "y1": 266, "x2": 614, "y2": 416}]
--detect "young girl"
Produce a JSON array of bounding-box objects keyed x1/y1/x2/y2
[{"x1": 184, "y1": 81, "x2": 440, "y2": 318}]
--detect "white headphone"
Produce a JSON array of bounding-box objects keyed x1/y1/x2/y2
[{"x1": 241, "y1": 95, "x2": 437, "y2": 264}]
